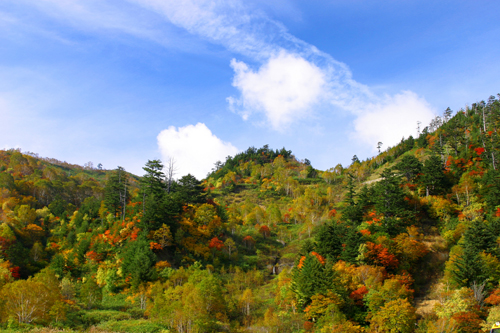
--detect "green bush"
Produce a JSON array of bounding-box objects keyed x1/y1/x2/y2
[
  {"x1": 126, "y1": 308, "x2": 145, "y2": 319},
  {"x1": 97, "y1": 319, "x2": 165, "y2": 333},
  {"x1": 101, "y1": 292, "x2": 129, "y2": 311},
  {"x1": 80, "y1": 310, "x2": 131, "y2": 326}
]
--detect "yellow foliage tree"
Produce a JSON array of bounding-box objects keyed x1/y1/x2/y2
[
  {"x1": 16, "y1": 204, "x2": 36, "y2": 227},
  {"x1": 0, "y1": 276, "x2": 59, "y2": 323},
  {"x1": 369, "y1": 298, "x2": 416, "y2": 333}
]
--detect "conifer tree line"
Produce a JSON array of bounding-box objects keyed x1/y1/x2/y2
[{"x1": 0, "y1": 94, "x2": 498, "y2": 331}]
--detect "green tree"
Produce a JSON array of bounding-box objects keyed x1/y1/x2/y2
[
  {"x1": 373, "y1": 169, "x2": 412, "y2": 235},
  {"x1": 316, "y1": 222, "x2": 346, "y2": 260},
  {"x1": 104, "y1": 166, "x2": 129, "y2": 219},
  {"x1": 121, "y1": 236, "x2": 157, "y2": 289},
  {"x1": 140, "y1": 160, "x2": 178, "y2": 231},
  {"x1": 80, "y1": 275, "x2": 102, "y2": 309},
  {"x1": 141, "y1": 160, "x2": 166, "y2": 200},
  {"x1": 291, "y1": 255, "x2": 344, "y2": 310},
  {"x1": 451, "y1": 246, "x2": 487, "y2": 288},
  {"x1": 174, "y1": 174, "x2": 206, "y2": 204},
  {"x1": 479, "y1": 169, "x2": 500, "y2": 213},
  {"x1": 48, "y1": 195, "x2": 68, "y2": 218},
  {"x1": 394, "y1": 155, "x2": 422, "y2": 183},
  {"x1": 452, "y1": 220, "x2": 496, "y2": 287},
  {"x1": 0, "y1": 173, "x2": 15, "y2": 191},
  {"x1": 421, "y1": 155, "x2": 447, "y2": 196},
  {"x1": 342, "y1": 174, "x2": 364, "y2": 224},
  {"x1": 374, "y1": 169, "x2": 406, "y2": 218},
  {"x1": 340, "y1": 227, "x2": 362, "y2": 264}
]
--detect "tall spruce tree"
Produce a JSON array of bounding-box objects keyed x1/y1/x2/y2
[
  {"x1": 291, "y1": 256, "x2": 344, "y2": 310},
  {"x1": 316, "y1": 222, "x2": 346, "y2": 260},
  {"x1": 140, "y1": 160, "x2": 167, "y2": 231},
  {"x1": 421, "y1": 155, "x2": 447, "y2": 196},
  {"x1": 174, "y1": 174, "x2": 206, "y2": 204},
  {"x1": 340, "y1": 227, "x2": 362, "y2": 264},
  {"x1": 342, "y1": 173, "x2": 363, "y2": 224},
  {"x1": 374, "y1": 169, "x2": 412, "y2": 236},
  {"x1": 394, "y1": 155, "x2": 422, "y2": 183},
  {"x1": 452, "y1": 220, "x2": 496, "y2": 287},
  {"x1": 104, "y1": 166, "x2": 129, "y2": 219}
]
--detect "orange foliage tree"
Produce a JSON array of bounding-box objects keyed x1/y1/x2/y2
[{"x1": 365, "y1": 242, "x2": 399, "y2": 269}]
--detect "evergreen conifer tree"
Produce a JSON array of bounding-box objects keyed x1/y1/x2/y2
[
  {"x1": 421, "y1": 155, "x2": 447, "y2": 196},
  {"x1": 316, "y1": 223, "x2": 346, "y2": 259},
  {"x1": 394, "y1": 155, "x2": 422, "y2": 183},
  {"x1": 340, "y1": 227, "x2": 362, "y2": 264}
]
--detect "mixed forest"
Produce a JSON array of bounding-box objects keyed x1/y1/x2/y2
[{"x1": 1, "y1": 94, "x2": 500, "y2": 332}]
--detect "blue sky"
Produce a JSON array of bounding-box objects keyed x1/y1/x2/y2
[{"x1": 1, "y1": 0, "x2": 499, "y2": 179}]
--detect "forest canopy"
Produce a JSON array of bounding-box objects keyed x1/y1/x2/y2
[{"x1": 0, "y1": 94, "x2": 500, "y2": 332}]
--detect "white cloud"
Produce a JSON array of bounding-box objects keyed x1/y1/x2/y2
[
  {"x1": 353, "y1": 91, "x2": 436, "y2": 150},
  {"x1": 128, "y1": 0, "x2": 376, "y2": 129},
  {"x1": 7, "y1": 0, "x2": 439, "y2": 157},
  {"x1": 229, "y1": 51, "x2": 325, "y2": 130},
  {"x1": 157, "y1": 123, "x2": 239, "y2": 180}
]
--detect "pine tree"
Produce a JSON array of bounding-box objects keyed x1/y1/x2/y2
[
  {"x1": 340, "y1": 227, "x2": 362, "y2": 264},
  {"x1": 374, "y1": 169, "x2": 413, "y2": 236},
  {"x1": 421, "y1": 155, "x2": 447, "y2": 196},
  {"x1": 463, "y1": 220, "x2": 497, "y2": 256},
  {"x1": 291, "y1": 255, "x2": 343, "y2": 310},
  {"x1": 121, "y1": 235, "x2": 157, "y2": 289},
  {"x1": 394, "y1": 155, "x2": 422, "y2": 183},
  {"x1": 452, "y1": 220, "x2": 496, "y2": 287},
  {"x1": 104, "y1": 166, "x2": 129, "y2": 218},
  {"x1": 173, "y1": 174, "x2": 206, "y2": 204},
  {"x1": 374, "y1": 169, "x2": 406, "y2": 218},
  {"x1": 342, "y1": 174, "x2": 363, "y2": 224},
  {"x1": 316, "y1": 222, "x2": 346, "y2": 259},
  {"x1": 479, "y1": 169, "x2": 500, "y2": 213},
  {"x1": 140, "y1": 160, "x2": 169, "y2": 231},
  {"x1": 452, "y1": 246, "x2": 486, "y2": 288}
]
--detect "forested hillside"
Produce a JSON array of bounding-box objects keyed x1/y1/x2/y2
[{"x1": 0, "y1": 94, "x2": 500, "y2": 332}]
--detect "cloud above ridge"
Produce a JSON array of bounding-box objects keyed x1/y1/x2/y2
[
  {"x1": 228, "y1": 51, "x2": 325, "y2": 130},
  {"x1": 353, "y1": 91, "x2": 435, "y2": 149},
  {"x1": 157, "y1": 123, "x2": 239, "y2": 180}
]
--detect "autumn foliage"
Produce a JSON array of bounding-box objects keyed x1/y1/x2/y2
[
  {"x1": 365, "y1": 242, "x2": 399, "y2": 269},
  {"x1": 208, "y1": 237, "x2": 224, "y2": 251}
]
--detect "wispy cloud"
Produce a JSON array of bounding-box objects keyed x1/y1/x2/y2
[
  {"x1": 3, "y1": 0, "x2": 437, "y2": 156},
  {"x1": 3, "y1": 0, "x2": 202, "y2": 52}
]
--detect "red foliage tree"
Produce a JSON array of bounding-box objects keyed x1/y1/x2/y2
[
  {"x1": 208, "y1": 237, "x2": 224, "y2": 251},
  {"x1": 365, "y1": 242, "x2": 399, "y2": 269},
  {"x1": 85, "y1": 251, "x2": 103, "y2": 263},
  {"x1": 452, "y1": 311, "x2": 482, "y2": 333},
  {"x1": 474, "y1": 147, "x2": 485, "y2": 155},
  {"x1": 9, "y1": 266, "x2": 20, "y2": 279},
  {"x1": 485, "y1": 289, "x2": 500, "y2": 305},
  {"x1": 242, "y1": 236, "x2": 255, "y2": 249},
  {"x1": 349, "y1": 286, "x2": 369, "y2": 306},
  {"x1": 0, "y1": 236, "x2": 13, "y2": 258},
  {"x1": 259, "y1": 225, "x2": 271, "y2": 238}
]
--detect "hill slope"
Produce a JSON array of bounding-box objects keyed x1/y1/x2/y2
[{"x1": 0, "y1": 94, "x2": 499, "y2": 331}]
